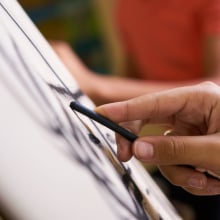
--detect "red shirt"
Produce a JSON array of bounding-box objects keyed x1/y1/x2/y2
[{"x1": 115, "y1": 0, "x2": 220, "y2": 81}]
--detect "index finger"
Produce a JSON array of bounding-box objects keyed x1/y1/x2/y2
[{"x1": 95, "y1": 86, "x2": 193, "y2": 123}]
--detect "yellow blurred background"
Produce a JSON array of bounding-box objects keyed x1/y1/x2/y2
[{"x1": 18, "y1": 0, "x2": 113, "y2": 74}]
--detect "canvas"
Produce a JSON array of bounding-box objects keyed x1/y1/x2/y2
[{"x1": 0, "y1": 1, "x2": 181, "y2": 219}]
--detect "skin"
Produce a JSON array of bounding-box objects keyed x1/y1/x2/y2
[
  {"x1": 50, "y1": 38, "x2": 220, "y2": 106},
  {"x1": 95, "y1": 81, "x2": 220, "y2": 196}
]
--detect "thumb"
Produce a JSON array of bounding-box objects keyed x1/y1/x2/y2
[{"x1": 132, "y1": 135, "x2": 220, "y2": 169}]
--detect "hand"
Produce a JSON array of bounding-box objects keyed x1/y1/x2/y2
[{"x1": 95, "y1": 82, "x2": 220, "y2": 195}]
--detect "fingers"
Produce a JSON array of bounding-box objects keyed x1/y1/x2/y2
[
  {"x1": 116, "y1": 134, "x2": 132, "y2": 161},
  {"x1": 132, "y1": 134, "x2": 220, "y2": 170},
  {"x1": 115, "y1": 131, "x2": 220, "y2": 195},
  {"x1": 95, "y1": 85, "x2": 194, "y2": 123},
  {"x1": 95, "y1": 82, "x2": 220, "y2": 126},
  {"x1": 158, "y1": 165, "x2": 207, "y2": 189},
  {"x1": 159, "y1": 165, "x2": 220, "y2": 195},
  {"x1": 116, "y1": 120, "x2": 143, "y2": 161}
]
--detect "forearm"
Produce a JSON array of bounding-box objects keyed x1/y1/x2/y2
[
  {"x1": 92, "y1": 71, "x2": 220, "y2": 105},
  {"x1": 90, "y1": 76, "x2": 178, "y2": 105},
  {"x1": 50, "y1": 40, "x2": 220, "y2": 105}
]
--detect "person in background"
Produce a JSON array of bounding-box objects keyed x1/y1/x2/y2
[
  {"x1": 51, "y1": 0, "x2": 220, "y2": 105},
  {"x1": 51, "y1": 1, "x2": 220, "y2": 219}
]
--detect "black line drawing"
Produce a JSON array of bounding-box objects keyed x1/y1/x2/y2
[
  {"x1": 0, "y1": 2, "x2": 182, "y2": 219},
  {"x1": 0, "y1": 5, "x2": 149, "y2": 220}
]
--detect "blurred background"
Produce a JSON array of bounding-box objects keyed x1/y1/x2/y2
[{"x1": 19, "y1": 0, "x2": 120, "y2": 75}]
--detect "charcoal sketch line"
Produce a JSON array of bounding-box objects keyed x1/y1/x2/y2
[{"x1": 0, "y1": 6, "x2": 149, "y2": 219}]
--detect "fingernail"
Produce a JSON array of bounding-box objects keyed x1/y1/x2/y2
[
  {"x1": 134, "y1": 141, "x2": 154, "y2": 160},
  {"x1": 188, "y1": 177, "x2": 205, "y2": 189}
]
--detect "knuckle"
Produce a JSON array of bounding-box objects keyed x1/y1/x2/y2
[
  {"x1": 157, "y1": 137, "x2": 186, "y2": 164},
  {"x1": 200, "y1": 81, "x2": 217, "y2": 88},
  {"x1": 199, "y1": 81, "x2": 220, "y2": 95}
]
